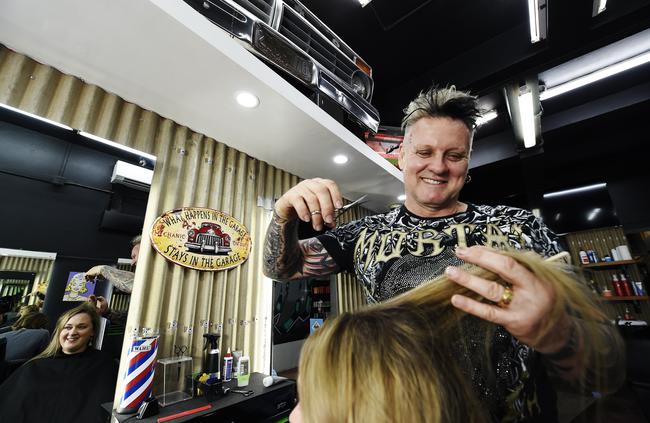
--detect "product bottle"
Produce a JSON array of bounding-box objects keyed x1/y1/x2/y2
[
  {"x1": 203, "y1": 333, "x2": 221, "y2": 378},
  {"x1": 624, "y1": 306, "x2": 635, "y2": 321},
  {"x1": 619, "y1": 273, "x2": 633, "y2": 297},
  {"x1": 223, "y1": 348, "x2": 233, "y2": 382},
  {"x1": 611, "y1": 274, "x2": 623, "y2": 297},
  {"x1": 579, "y1": 248, "x2": 590, "y2": 265},
  {"x1": 237, "y1": 355, "x2": 250, "y2": 387}
]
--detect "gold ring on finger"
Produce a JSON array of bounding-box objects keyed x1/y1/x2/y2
[{"x1": 498, "y1": 286, "x2": 514, "y2": 307}]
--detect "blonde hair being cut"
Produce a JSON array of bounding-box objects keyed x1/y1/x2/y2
[{"x1": 297, "y1": 250, "x2": 622, "y2": 423}]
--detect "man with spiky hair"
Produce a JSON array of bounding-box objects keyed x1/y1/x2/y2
[{"x1": 263, "y1": 86, "x2": 624, "y2": 422}]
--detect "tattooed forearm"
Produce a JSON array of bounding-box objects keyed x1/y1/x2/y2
[
  {"x1": 300, "y1": 238, "x2": 339, "y2": 277},
  {"x1": 263, "y1": 211, "x2": 302, "y2": 279},
  {"x1": 263, "y1": 212, "x2": 339, "y2": 280}
]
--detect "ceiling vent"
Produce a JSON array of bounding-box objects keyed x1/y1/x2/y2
[{"x1": 111, "y1": 160, "x2": 153, "y2": 192}]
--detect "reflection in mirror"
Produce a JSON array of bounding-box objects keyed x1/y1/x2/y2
[
  {"x1": 271, "y1": 277, "x2": 337, "y2": 380},
  {"x1": 0, "y1": 104, "x2": 155, "y2": 388}
]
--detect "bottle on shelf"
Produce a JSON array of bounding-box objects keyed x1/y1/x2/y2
[
  {"x1": 222, "y1": 347, "x2": 233, "y2": 382},
  {"x1": 623, "y1": 306, "x2": 635, "y2": 321},
  {"x1": 611, "y1": 274, "x2": 624, "y2": 297},
  {"x1": 619, "y1": 273, "x2": 634, "y2": 297},
  {"x1": 579, "y1": 247, "x2": 590, "y2": 265}
]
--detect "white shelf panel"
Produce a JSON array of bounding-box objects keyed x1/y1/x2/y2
[{"x1": 0, "y1": 0, "x2": 403, "y2": 212}]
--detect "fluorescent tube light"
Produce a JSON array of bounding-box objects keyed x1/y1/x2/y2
[
  {"x1": 528, "y1": 0, "x2": 542, "y2": 44},
  {"x1": 540, "y1": 50, "x2": 650, "y2": 100},
  {"x1": 543, "y1": 182, "x2": 607, "y2": 199},
  {"x1": 0, "y1": 248, "x2": 57, "y2": 260},
  {"x1": 397, "y1": 194, "x2": 406, "y2": 201},
  {"x1": 476, "y1": 110, "x2": 498, "y2": 126},
  {"x1": 517, "y1": 89, "x2": 537, "y2": 148},
  {"x1": 79, "y1": 131, "x2": 157, "y2": 162},
  {"x1": 358, "y1": 0, "x2": 372, "y2": 6},
  {"x1": 593, "y1": 0, "x2": 607, "y2": 15},
  {"x1": 0, "y1": 102, "x2": 73, "y2": 131}
]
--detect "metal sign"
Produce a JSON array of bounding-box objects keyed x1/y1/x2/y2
[{"x1": 150, "y1": 207, "x2": 252, "y2": 271}]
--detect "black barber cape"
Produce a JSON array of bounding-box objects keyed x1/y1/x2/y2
[{"x1": 0, "y1": 348, "x2": 118, "y2": 423}]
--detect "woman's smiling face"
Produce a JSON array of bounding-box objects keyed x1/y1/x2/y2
[{"x1": 59, "y1": 312, "x2": 94, "y2": 355}]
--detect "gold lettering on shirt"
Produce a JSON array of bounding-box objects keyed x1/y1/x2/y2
[
  {"x1": 375, "y1": 231, "x2": 407, "y2": 263},
  {"x1": 485, "y1": 224, "x2": 511, "y2": 250},
  {"x1": 354, "y1": 223, "x2": 530, "y2": 272},
  {"x1": 411, "y1": 230, "x2": 445, "y2": 257},
  {"x1": 442, "y1": 223, "x2": 476, "y2": 248},
  {"x1": 355, "y1": 228, "x2": 379, "y2": 272}
]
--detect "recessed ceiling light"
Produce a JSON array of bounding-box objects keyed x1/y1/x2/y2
[
  {"x1": 397, "y1": 194, "x2": 406, "y2": 201},
  {"x1": 235, "y1": 91, "x2": 259, "y2": 108},
  {"x1": 333, "y1": 154, "x2": 348, "y2": 164}
]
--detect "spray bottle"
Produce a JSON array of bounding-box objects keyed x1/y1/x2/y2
[{"x1": 202, "y1": 333, "x2": 220, "y2": 379}]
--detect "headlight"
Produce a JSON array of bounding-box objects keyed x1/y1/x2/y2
[{"x1": 351, "y1": 70, "x2": 372, "y2": 100}]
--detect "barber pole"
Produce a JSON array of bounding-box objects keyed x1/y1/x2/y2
[{"x1": 117, "y1": 335, "x2": 159, "y2": 413}]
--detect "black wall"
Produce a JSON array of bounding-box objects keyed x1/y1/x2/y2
[
  {"x1": 0, "y1": 120, "x2": 148, "y2": 259},
  {"x1": 0, "y1": 114, "x2": 150, "y2": 327}
]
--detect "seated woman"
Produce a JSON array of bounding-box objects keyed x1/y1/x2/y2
[
  {"x1": 291, "y1": 250, "x2": 625, "y2": 423},
  {"x1": 0, "y1": 311, "x2": 49, "y2": 361},
  {"x1": 0, "y1": 303, "x2": 118, "y2": 423}
]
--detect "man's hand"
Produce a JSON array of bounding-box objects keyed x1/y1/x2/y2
[
  {"x1": 274, "y1": 178, "x2": 343, "y2": 231},
  {"x1": 445, "y1": 246, "x2": 572, "y2": 353},
  {"x1": 85, "y1": 265, "x2": 108, "y2": 281},
  {"x1": 88, "y1": 295, "x2": 109, "y2": 317}
]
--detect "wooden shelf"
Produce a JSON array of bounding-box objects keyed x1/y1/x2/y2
[
  {"x1": 582, "y1": 258, "x2": 642, "y2": 269},
  {"x1": 602, "y1": 296, "x2": 649, "y2": 301}
]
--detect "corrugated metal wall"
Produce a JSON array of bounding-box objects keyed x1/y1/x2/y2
[
  {"x1": 0, "y1": 255, "x2": 54, "y2": 300},
  {"x1": 0, "y1": 45, "x2": 371, "y2": 401},
  {"x1": 334, "y1": 206, "x2": 370, "y2": 313}
]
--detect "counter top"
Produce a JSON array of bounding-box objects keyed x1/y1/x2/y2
[{"x1": 103, "y1": 373, "x2": 296, "y2": 423}]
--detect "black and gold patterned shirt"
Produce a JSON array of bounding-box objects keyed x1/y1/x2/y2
[{"x1": 318, "y1": 203, "x2": 562, "y2": 423}]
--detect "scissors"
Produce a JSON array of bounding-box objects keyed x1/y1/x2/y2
[
  {"x1": 230, "y1": 389, "x2": 254, "y2": 397},
  {"x1": 334, "y1": 195, "x2": 368, "y2": 221},
  {"x1": 173, "y1": 344, "x2": 188, "y2": 357}
]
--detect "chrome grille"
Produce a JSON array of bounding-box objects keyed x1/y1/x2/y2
[
  {"x1": 279, "y1": 4, "x2": 357, "y2": 84},
  {"x1": 231, "y1": 0, "x2": 275, "y2": 23},
  {"x1": 197, "y1": 233, "x2": 219, "y2": 246},
  {"x1": 283, "y1": 0, "x2": 356, "y2": 61}
]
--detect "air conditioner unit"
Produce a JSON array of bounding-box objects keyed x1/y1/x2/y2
[{"x1": 111, "y1": 160, "x2": 153, "y2": 192}]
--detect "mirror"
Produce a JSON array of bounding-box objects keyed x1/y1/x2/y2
[{"x1": 0, "y1": 104, "x2": 155, "y2": 364}]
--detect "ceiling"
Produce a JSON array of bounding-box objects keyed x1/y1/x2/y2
[
  {"x1": 301, "y1": 0, "x2": 650, "y2": 123},
  {"x1": 1, "y1": 0, "x2": 649, "y2": 224},
  {"x1": 299, "y1": 0, "x2": 650, "y2": 231}
]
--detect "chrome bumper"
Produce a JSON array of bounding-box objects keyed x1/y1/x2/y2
[{"x1": 183, "y1": 0, "x2": 380, "y2": 133}]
